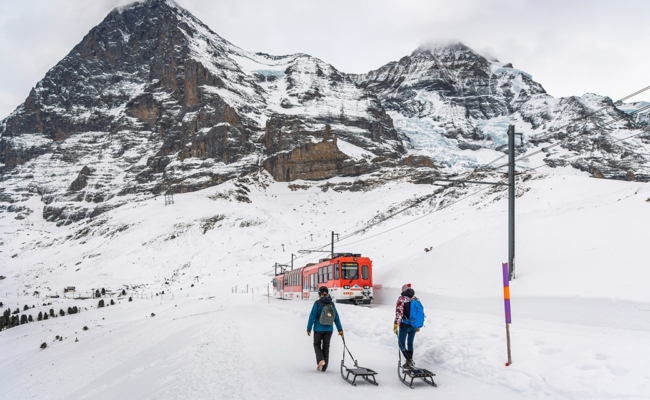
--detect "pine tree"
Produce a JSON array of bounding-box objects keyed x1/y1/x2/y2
[
  {"x1": 49, "y1": 309, "x2": 55, "y2": 317},
  {"x1": 13, "y1": 308, "x2": 19, "y2": 314},
  {"x1": 128, "y1": 297, "x2": 132, "y2": 302},
  {"x1": 0, "y1": 301, "x2": 3, "y2": 308},
  {"x1": 67, "y1": 307, "x2": 73, "y2": 314},
  {"x1": 101, "y1": 288, "x2": 106, "y2": 296},
  {"x1": 110, "y1": 299, "x2": 115, "y2": 305},
  {"x1": 59, "y1": 309, "x2": 65, "y2": 316},
  {"x1": 43, "y1": 313, "x2": 49, "y2": 320},
  {"x1": 20, "y1": 314, "x2": 27, "y2": 324},
  {"x1": 38, "y1": 311, "x2": 43, "y2": 321},
  {"x1": 121, "y1": 289, "x2": 126, "y2": 296},
  {"x1": 28, "y1": 315, "x2": 33, "y2": 322},
  {"x1": 23, "y1": 305, "x2": 29, "y2": 311},
  {"x1": 98, "y1": 299, "x2": 105, "y2": 308}
]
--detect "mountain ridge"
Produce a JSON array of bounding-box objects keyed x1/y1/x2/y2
[{"x1": 1, "y1": 0, "x2": 648, "y2": 224}]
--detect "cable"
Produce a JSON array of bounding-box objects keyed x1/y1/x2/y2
[
  {"x1": 617, "y1": 85, "x2": 650, "y2": 104},
  {"x1": 492, "y1": 102, "x2": 650, "y2": 170},
  {"x1": 269, "y1": 87, "x2": 650, "y2": 274},
  {"x1": 483, "y1": 85, "x2": 650, "y2": 171},
  {"x1": 338, "y1": 185, "x2": 494, "y2": 248},
  {"x1": 525, "y1": 129, "x2": 650, "y2": 174},
  {"x1": 269, "y1": 175, "x2": 498, "y2": 274}
]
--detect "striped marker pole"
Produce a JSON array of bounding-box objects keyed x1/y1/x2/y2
[{"x1": 503, "y1": 262, "x2": 513, "y2": 366}]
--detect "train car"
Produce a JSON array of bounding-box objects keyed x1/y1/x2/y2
[{"x1": 272, "y1": 253, "x2": 373, "y2": 305}]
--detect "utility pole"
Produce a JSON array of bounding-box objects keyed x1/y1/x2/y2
[
  {"x1": 330, "y1": 231, "x2": 339, "y2": 258},
  {"x1": 291, "y1": 253, "x2": 294, "y2": 270},
  {"x1": 431, "y1": 124, "x2": 521, "y2": 281},
  {"x1": 508, "y1": 125, "x2": 522, "y2": 281}
]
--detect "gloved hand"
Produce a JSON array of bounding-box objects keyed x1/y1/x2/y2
[
  {"x1": 307, "y1": 330, "x2": 311, "y2": 336},
  {"x1": 393, "y1": 323, "x2": 399, "y2": 335},
  {"x1": 416, "y1": 328, "x2": 420, "y2": 333},
  {"x1": 338, "y1": 331, "x2": 344, "y2": 336}
]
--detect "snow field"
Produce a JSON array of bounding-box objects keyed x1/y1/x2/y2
[{"x1": 1, "y1": 171, "x2": 650, "y2": 399}]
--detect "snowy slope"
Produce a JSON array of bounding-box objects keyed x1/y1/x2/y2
[{"x1": 2, "y1": 167, "x2": 650, "y2": 399}]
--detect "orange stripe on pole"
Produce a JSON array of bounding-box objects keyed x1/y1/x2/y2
[{"x1": 503, "y1": 286, "x2": 510, "y2": 299}]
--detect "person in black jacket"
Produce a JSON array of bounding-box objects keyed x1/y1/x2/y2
[{"x1": 307, "y1": 286, "x2": 343, "y2": 371}]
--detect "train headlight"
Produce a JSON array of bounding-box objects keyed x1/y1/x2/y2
[
  {"x1": 363, "y1": 285, "x2": 369, "y2": 289},
  {"x1": 344, "y1": 285, "x2": 350, "y2": 289}
]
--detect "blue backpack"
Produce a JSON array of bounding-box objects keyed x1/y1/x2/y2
[{"x1": 407, "y1": 298, "x2": 425, "y2": 329}]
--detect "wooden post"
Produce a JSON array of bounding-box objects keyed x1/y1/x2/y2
[{"x1": 502, "y1": 262, "x2": 513, "y2": 366}]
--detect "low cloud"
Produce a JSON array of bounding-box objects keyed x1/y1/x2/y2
[{"x1": 1, "y1": 0, "x2": 648, "y2": 119}]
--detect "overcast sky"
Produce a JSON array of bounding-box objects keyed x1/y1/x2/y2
[{"x1": 0, "y1": 0, "x2": 648, "y2": 120}]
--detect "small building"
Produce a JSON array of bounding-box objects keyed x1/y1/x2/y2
[{"x1": 64, "y1": 286, "x2": 76, "y2": 293}]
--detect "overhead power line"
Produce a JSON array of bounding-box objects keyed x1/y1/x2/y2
[
  {"x1": 269, "y1": 85, "x2": 650, "y2": 273},
  {"x1": 488, "y1": 87, "x2": 650, "y2": 171},
  {"x1": 271, "y1": 175, "x2": 499, "y2": 272},
  {"x1": 481, "y1": 85, "x2": 650, "y2": 171},
  {"x1": 515, "y1": 103, "x2": 650, "y2": 171}
]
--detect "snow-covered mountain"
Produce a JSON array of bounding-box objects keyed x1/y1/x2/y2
[
  {"x1": 354, "y1": 43, "x2": 650, "y2": 178},
  {"x1": 1, "y1": 0, "x2": 648, "y2": 225},
  {"x1": 2, "y1": 2, "x2": 650, "y2": 398},
  {"x1": 0, "y1": 0, "x2": 409, "y2": 224}
]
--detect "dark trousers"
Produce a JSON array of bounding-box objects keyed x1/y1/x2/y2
[
  {"x1": 398, "y1": 323, "x2": 417, "y2": 359},
  {"x1": 313, "y1": 331, "x2": 333, "y2": 371}
]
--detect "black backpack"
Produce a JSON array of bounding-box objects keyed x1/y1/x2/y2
[{"x1": 319, "y1": 303, "x2": 336, "y2": 325}]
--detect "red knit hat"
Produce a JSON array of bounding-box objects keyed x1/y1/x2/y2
[{"x1": 401, "y1": 283, "x2": 412, "y2": 292}]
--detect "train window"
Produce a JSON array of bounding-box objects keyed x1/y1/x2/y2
[
  {"x1": 334, "y1": 263, "x2": 339, "y2": 280},
  {"x1": 341, "y1": 262, "x2": 359, "y2": 280},
  {"x1": 362, "y1": 265, "x2": 369, "y2": 280},
  {"x1": 328, "y1": 265, "x2": 333, "y2": 280}
]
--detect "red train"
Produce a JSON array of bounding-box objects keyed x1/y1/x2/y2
[{"x1": 272, "y1": 253, "x2": 374, "y2": 305}]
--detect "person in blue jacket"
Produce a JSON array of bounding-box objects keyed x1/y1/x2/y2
[{"x1": 307, "y1": 286, "x2": 343, "y2": 372}]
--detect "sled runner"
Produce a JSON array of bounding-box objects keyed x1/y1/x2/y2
[
  {"x1": 339, "y1": 336, "x2": 379, "y2": 386},
  {"x1": 397, "y1": 351, "x2": 437, "y2": 389}
]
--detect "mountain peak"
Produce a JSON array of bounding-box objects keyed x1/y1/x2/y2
[
  {"x1": 411, "y1": 41, "x2": 475, "y2": 57},
  {"x1": 115, "y1": 0, "x2": 180, "y2": 13}
]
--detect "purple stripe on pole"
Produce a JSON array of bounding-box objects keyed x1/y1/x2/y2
[{"x1": 502, "y1": 263, "x2": 512, "y2": 324}]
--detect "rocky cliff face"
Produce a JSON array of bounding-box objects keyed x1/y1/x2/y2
[
  {"x1": 0, "y1": 0, "x2": 406, "y2": 223},
  {"x1": 354, "y1": 44, "x2": 650, "y2": 179},
  {"x1": 1, "y1": 0, "x2": 648, "y2": 225}
]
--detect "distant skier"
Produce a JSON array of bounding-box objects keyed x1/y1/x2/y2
[
  {"x1": 307, "y1": 286, "x2": 343, "y2": 372},
  {"x1": 394, "y1": 283, "x2": 425, "y2": 369}
]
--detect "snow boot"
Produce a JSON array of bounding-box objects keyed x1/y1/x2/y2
[
  {"x1": 402, "y1": 351, "x2": 415, "y2": 369},
  {"x1": 402, "y1": 350, "x2": 413, "y2": 369}
]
